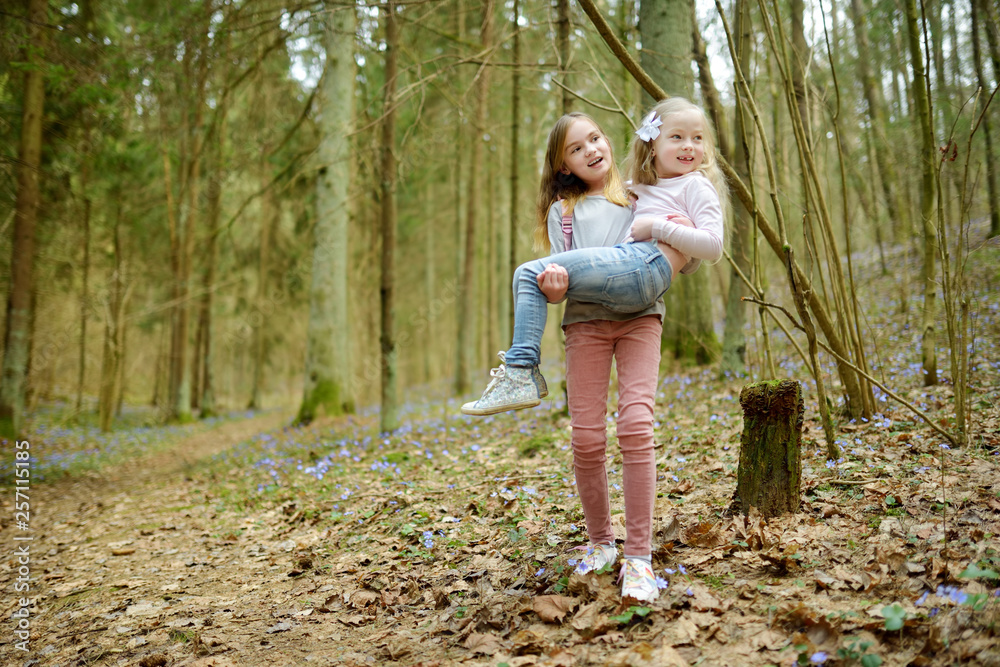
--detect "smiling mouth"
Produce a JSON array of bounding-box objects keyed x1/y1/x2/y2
[{"x1": 588, "y1": 157, "x2": 603, "y2": 167}]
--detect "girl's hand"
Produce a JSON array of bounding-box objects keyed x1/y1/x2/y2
[
  {"x1": 537, "y1": 263, "x2": 569, "y2": 303},
  {"x1": 628, "y1": 215, "x2": 658, "y2": 242},
  {"x1": 629, "y1": 214, "x2": 695, "y2": 242}
]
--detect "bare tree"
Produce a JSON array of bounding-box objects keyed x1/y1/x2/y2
[
  {"x1": 456, "y1": 0, "x2": 494, "y2": 394},
  {"x1": 903, "y1": 0, "x2": 939, "y2": 387},
  {"x1": 972, "y1": 0, "x2": 1000, "y2": 238},
  {"x1": 0, "y1": 0, "x2": 47, "y2": 439},
  {"x1": 380, "y1": 0, "x2": 400, "y2": 433},
  {"x1": 297, "y1": 1, "x2": 357, "y2": 424}
]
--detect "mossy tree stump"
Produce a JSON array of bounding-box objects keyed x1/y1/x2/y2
[{"x1": 735, "y1": 380, "x2": 803, "y2": 517}]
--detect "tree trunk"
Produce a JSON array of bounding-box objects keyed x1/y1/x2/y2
[
  {"x1": 973, "y1": 0, "x2": 1000, "y2": 238},
  {"x1": 249, "y1": 168, "x2": 277, "y2": 411},
  {"x1": 903, "y1": 0, "x2": 938, "y2": 387},
  {"x1": 76, "y1": 132, "x2": 92, "y2": 414},
  {"x1": 692, "y1": 9, "x2": 730, "y2": 158},
  {"x1": 423, "y1": 182, "x2": 435, "y2": 383},
  {"x1": 456, "y1": 0, "x2": 493, "y2": 394},
  {"x1": 196, "y1": 171, "x2": 221, "y2": 418},
  {"x1": 99, "y1": 201, "x2": 125, "y2": 432},
  {"x1": 557, "y1": 0, "x2": 572, "y2": 113},
  {"x1": 452, "y1": 1, "x2": 467, "y2": 396},
  {"x1": 0, "y1": 0, "x2": 47, "y2": 439},
  {"x1": 848, "y1": 0, "x2": 910, "y2": 245},
  {"x1": 638, "y1": 0, "x2": 693, "y2": 99},
  {"x1": 639, "y1": 0, "x2": 681, "y2": 356},
  {"x1": 639, "y1": 0, "x2": 716, "y2": 364},
  {"x1": 735, "y1": 380, "x2": 803, "y2": 517},
  {"x1": 297, "y1": 1, "x2": 357, "y2": 425},
  {"x1": 379, "y1": 0, "x2": 400, "y2": 434},
  {"x1": 790, "y1": 0, "x2": 811, "y2": 148},
  {"x1": 507, "y1": 0, "x2": 521, "y2": 343},
  {"x1": 720, "y1": 0, "x2": 752, "y2": 377}
]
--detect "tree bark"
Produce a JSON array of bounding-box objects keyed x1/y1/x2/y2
[
  {"x1": 638, "y1": 0, "x2": 694, "y2": 99},
  {"x1": 972, "y1": 0, "x2": 1000, "y2": 238},
  {"x1": 76, "y1": 129, "x2": 93, "y2": 414},
  {"x1": 639, "y1": 0, "x2": 716, "y2": 364},
  {"x1": 507, "y1": 0, "x2": 521, "y2": 342},
  {"x1": 296, "y1": 1, "x2": 357, "y2": 425},
  {"x1": 720, "y1": 0, "x2": 752, "y2": 377},
  {"x1": 558, "y1": 0, "x2": 876, "y2": 417},
  {"x1": 557, "y1": 0, "x2": 571, "y2": 113},
  {"x1": 452, "y1": 0, "x2": 467, "y2": 396},
  {"x1": 0, "y1": 0, "x2": 47, "y2": 439},
  {"x1": 99, "y1": 200, "x2": 126, "y2": 432},
  {"x1": 735, "y1": 380, "x2": 803, "y2": 517},
  {"x1": 903, "y1": 0, "x2": 938, "y2": 387},
  {"x1": 249, "y1": 166, "x2": 277, "y2": 411},
  {"x1": 197, "y1": 168, "x2": 221, "y2": 418},
  {"x1": 848, "y1": 0, "x2": 911, "y2": 243},
  {"x1": 380, "y1": 0, "x2": 400, "y2": 434},
  {"x1": 456, "y1": 0, "x2": 493, "y2": 394}
]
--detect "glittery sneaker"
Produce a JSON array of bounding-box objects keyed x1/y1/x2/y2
[
  {"x1": 461, "y1": 364, "x2": 543, "y2": 415},
  {"x1": 496, "y1": 351, "x2": 547, "y2": 398},
  {"x1": 573, "y1": 543, "x2": 618, "y2": 575},
  {"x1": 620, "y1": 558, "x2": 658, "y2": 603}
]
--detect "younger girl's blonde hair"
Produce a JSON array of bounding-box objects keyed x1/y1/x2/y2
[
  {"x1": 533, "y1": 112, "x2": 630, "y2": 253},
  {"x1": 625, "y1": 97, "x2": 729, "y2": 222}
]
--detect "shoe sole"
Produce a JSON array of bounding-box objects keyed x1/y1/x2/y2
[
  {"x1": 622, "y1": 592, "x2": 658, "y2": 604},
  {"x1": 461, "y1": 398, "x2": 541, "y2": 416}
]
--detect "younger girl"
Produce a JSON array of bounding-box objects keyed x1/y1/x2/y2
[{"x1": 461, "y1": 97, "x2": 726, "y2": 416}]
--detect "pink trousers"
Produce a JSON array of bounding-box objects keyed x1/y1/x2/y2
[{"x1": 564, "y1": 315, "x2": 661, "y2": 558}]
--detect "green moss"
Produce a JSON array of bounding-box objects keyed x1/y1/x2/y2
[
  {"x1": 296, "y1": 378, "x2": 346, "y2": 424},
  {"x1": 517, "y1": 432, "x2": 558, "y2": 458}
]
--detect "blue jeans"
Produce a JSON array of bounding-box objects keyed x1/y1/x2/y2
[{"x1": 505, "y1": 241, "x2": 672, "y2": 367}]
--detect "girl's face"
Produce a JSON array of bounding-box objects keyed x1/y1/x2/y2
[
  {"x1": 559, "y1": 119, "x2": 611, "y2": 194},
  {"x1": 651, "y1": 109, "x2": 706, "y2": 179}
]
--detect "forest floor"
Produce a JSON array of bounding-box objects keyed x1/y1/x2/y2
[{"x1": 3, "y1": 244, "x2": 1000, "y2": 667}]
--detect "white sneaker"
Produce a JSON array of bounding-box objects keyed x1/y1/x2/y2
[
  {"x1": 574, "y1": 543, "x2": 617, "y2": 575},
  {"x1": 620, "y1": 558, "x2": 658, "y2": 603}
]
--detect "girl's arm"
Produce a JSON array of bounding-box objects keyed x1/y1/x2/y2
[
  {"x1": 541, "y1": 204, "x2": 570, "y2": 303},
  {"x1": 630, "y1": 180, "x2": 724, "y2": 262}
]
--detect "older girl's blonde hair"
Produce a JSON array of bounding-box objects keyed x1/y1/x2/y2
[
  {"x1": 625, "y1": 97, "x2": 729, "y2": 222},
  {"x1": 533, "y1": 112, "x2": 630, "y2": 253}
]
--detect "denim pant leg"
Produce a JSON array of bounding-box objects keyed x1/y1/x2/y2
[
  {"x1": 505, "y1": 242, "x2": 671, "y2": 367},
  {"x1": 506, "y1": 260, "x2": 550, "y2": 367}
]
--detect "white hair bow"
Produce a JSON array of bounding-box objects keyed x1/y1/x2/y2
[{"x1": 635, "y1": 111, "x2": 662, "y2": 142}]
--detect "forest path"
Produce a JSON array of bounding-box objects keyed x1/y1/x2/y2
[{"x1": 2, "y1": 410, "x2": 382, "y2": 667}]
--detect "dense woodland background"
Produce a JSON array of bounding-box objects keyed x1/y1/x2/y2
[{"x1": 1, "y1": 0, "x2": 998, "y2": 441}]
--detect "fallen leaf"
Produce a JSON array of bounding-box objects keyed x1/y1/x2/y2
[
  {"x1": 681, "y1": 522, "x2": 725, "y2": 548},
  {"x1": 533, "y1": 594, "x2": 577, "y2": 623},
  {"x1": 658, "y1": 515, "x2": 682, "y2": 543},
  {"x1": 571, "y1": 602, "x2": 607, "y2": 637},
  {"x1": 813, "y1": 569, "x2": 841, "y2": 590},
  {"x1": 185, "y1": 658, "x2": 240, "y2": 667},
  {"x1": 349, "y1": 589, "x2": 379, "y2": 608},
  {"x1": 266, "y1": 621, "x2": 292, "y2": 633}
]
